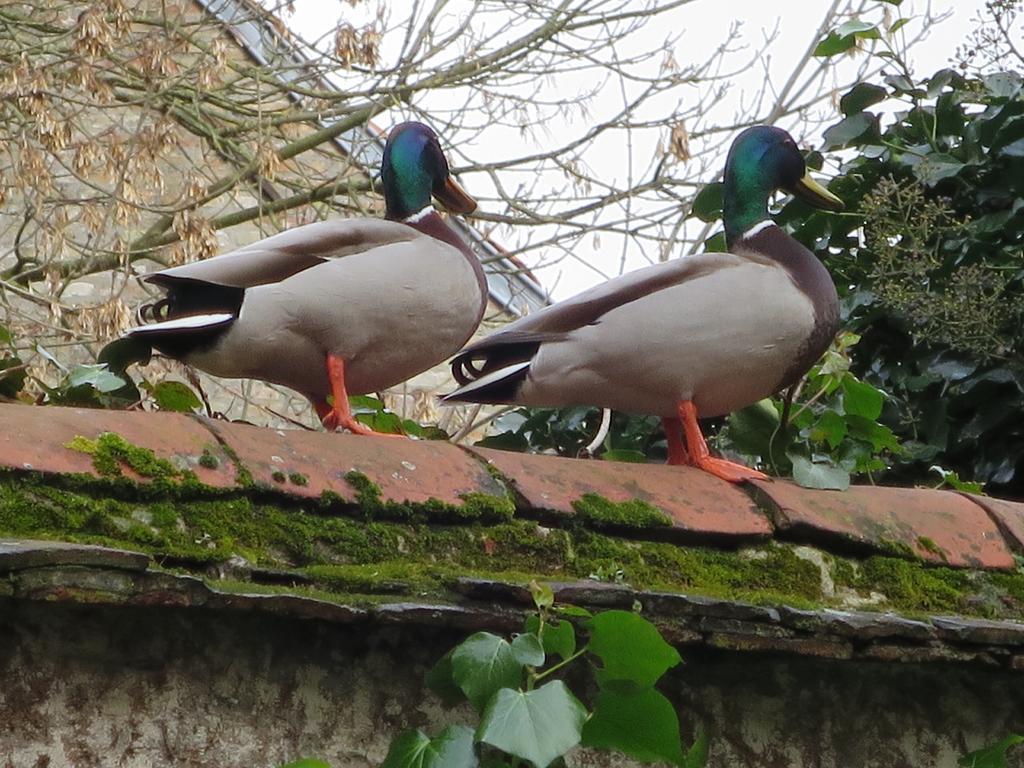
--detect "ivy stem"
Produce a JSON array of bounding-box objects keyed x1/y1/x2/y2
[{"x1": 532, "y1": 646, "x2": 590, "y2": 683}]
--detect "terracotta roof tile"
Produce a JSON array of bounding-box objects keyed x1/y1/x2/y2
[
  {"x1": 469, "y1": 447, "x2": 772, "y2": 542},
  {"x1": 753, "y1": 479, "x2": 1016, "y2": 570}
]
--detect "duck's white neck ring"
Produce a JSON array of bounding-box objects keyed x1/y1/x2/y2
[
  {"x1": 741, "y1": 220, "x2": 777, "y2": 240},
  {"x1": 403, "y1": 206, "x2": 434, "y2": 224}
]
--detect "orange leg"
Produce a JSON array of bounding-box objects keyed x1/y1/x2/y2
[
  {"x1": 320, "y1": 355, "x2": 403, "y2": 437},
  {"x1": 661, "y1": 417, "x2": 690, "y2": 465},
  {"x1": 677, "y1": 401, "x2": 768, "y2": 483}
]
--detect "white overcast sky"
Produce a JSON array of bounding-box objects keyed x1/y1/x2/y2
[{"x1": 281, "y1": 0, "x2": 988, "y2": 299}]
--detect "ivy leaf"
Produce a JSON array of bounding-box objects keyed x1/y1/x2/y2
[
  {"x1": 530, "y1": 580, "x2": 554, "y2": 610},
  {"x1": 476, "y1": 682, "x2": 587, "y2": 768},
  {"x1": 823, "y1": 113, "x2": 874, "y2": 149},
  {"x1": 279, "y1": 760, "x2": 332, "y2": 768},
  {"x1": 0, "y1": 325, "x2": 12, "y2": 345},
  {"x1": 684, "y1": 731, "x2": 711, "y2": 768},
  {"x1": 840, "y1": 83, "x2": 888, "y2": 115},
  {"x1": 723, "y1": 399, "x2": 781, "y2": 458},
  {"x1": 581, "y1": 687, "x2": 684, "y2": 765},
  {"x1": 889, "y1": 17, "x2": 910, "y2": 34},
  {"x1": 0, "y1": 356, "x2": 27, "y2": 399},
  {"x1": 381, "y1": 726, "x2": 478, "y2": 768},
  {"x1": 425, "y1": 650, "x2": 466, "y2": 706},
  {"x1": 913, "y1": 153, "x2": 966, "y2": 186},
  {"x1": 789, "y1": 453, "x2": 850, "y2": 491},
  {"x1": 587, "y1": 610, "x2": 681, "y2": 689},
  {"x1": 958, "y1": 735, "x2": 1024, "y2": 768},
  {"x1": 841, "y1": 377, "x2": 884, "y2": 420},
  {"x1": 690, "y1": 182, "x2": 723, "y2": 222},
  {"x1": 450, "y1": 632, "x2": 524, "y2": 711},
  {"x1": 813, "y1": 31, "x2": 857, "y2": 57},
  {"x1": 69, "y1": 364, "x2": 127, "y2": 394},
  {"x1": 703, "y1": 231, "x2": 727, "y2": 253},
  {"x1": 148, "y1": 380, "x2": 202, "y2": 412},
  {"x1": 525, "y1": 615, "x2": 576, "y2": 661},
  {"x1": 834, "y1": 20, "x2": 879, "y2": 39},
  {"x1": 511, "y1": 633, "x2": 545, "y2": 667},
  {"x1": 810, "y1": 410, "x2": 848, "y2": 450}
]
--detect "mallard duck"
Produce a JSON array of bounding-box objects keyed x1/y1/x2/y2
[
  {"x1": 114, "y1": 122, "x2": 486, "y2": 434},
  {"x1": 444, "y1": 125, "x2": 843, "y2": 482}
]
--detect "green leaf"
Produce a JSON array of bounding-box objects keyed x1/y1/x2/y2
[
  {"x1": 702, "y1": 231, "x2": 727, "y2": 253},
  {"x1": 511, "y1": 633, "x2": 545, "y2": 667},
  {"x1": 450, "y1": 632, "x2": 524, "y2": 711},
  {"x1": 476, "y1": 682, "x2": 587, "y2": 768},
  {"x1": 601, "y1": 449, "x2": 647, "y2": 463},
  {"x1": 983, "y1": 72, "x2": 1022, "y2": 100},
  {"x1": 556, "y1": 604, "x2": 592, "y2": 619},
  {"x1": 684, "y1": 732, "x2": 710, "y2": 768},
  {"x1": 840, "y1": 83, "x2": 888, "y2": 115},
  {"x1": 530, "y1": 580, "x2": 554, "y2": 610},
  {"x1": 789, "y1": 454, "x2": 850, "y2": 491},
  {"x1": 69, "y1": 364, "x2": 128, "y2": 394},
  {"x1": 813, "y1": 31, "x2": 857, "y2": 57},
  {"x1": 525, "y1": 615, "x2": 576, "y2": 661},
  {"x1": 349, "y1": 394, "x2": 384, "y2": 413},
  {"x1": 381, "y1": 726, "x2": 478, "y2": 768},
  {"x1": 0, "y1": 325, "x2": 12, "y2": 346},
  {"x1": 823, "y1": 113, "x2": 874, "y2": 149},
  {"x1": 888, "y1": 17, "x2": 910, "y2": 34},
  {"x1": 279, "y1": 761, "x2": 332, "y2": 768},
  {"x1": 835, "y1": 20, "x2": 879, "y2": 39},
  {"x1": 425, "y1": 650, "x2": 466, "y2": 706},
  {"x1": 841, "y1": 377, "x2": 884, "y2": 420},
  {"x1": 723, "y1": 399, "x2": 781, "y2": 458},
  {"x1": 912, "y1": 153, "x2": 966, "y2": 186},
  {"x1": 355, "y1": 409, "x2": 405, "y2": 434},
  {"x1": 587, "y1": 610, "x2": 681, "y2": 689},
  {"x1": 581, "y1": 687, "x2": 684, "y2": 765},
  {"x1": 810, "y1": 410, "x2": 848, "y2": 450},
  {"x1": 690, "y1": 182, "x2": 723, "y2": 222},
  {"x1": 958, "y1": 734, "x2": 1024, "y2": 768},
  {"x1": 149, "y1": 380, "x2": 202, "y2": 412},
  {"x1": 0, "y1": 356, "x2": 27, "y2": 399}
]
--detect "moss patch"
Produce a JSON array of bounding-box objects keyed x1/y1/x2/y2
[
  {"x1": 339, "y1": 470, "x2": 513, "y2": 523},
  {"x1": 571, "y1": 493, "x2": 670, "y2": 529},
  {"x1": 65, "y1": 433, "x2": 182, "y2": 480},
  {"x1": 0, "y1": 471, "x2": 1022, "y2": 619}
]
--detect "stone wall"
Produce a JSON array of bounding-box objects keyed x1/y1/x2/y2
[{"x1": 1, "y1": 599, "x2": 1020, "y2": 768}]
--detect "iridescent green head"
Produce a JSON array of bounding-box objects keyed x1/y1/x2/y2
[
  {"x1": 722, "y1": 126, "x2": 843, "y2": 246},
  {"x1": 381, "y1": 122, "x2": 476, "y2": 221}
]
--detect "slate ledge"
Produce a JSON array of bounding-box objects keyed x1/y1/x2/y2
[{"x1": 2, "y1": 540, "x2": 1023, "y2": 670}]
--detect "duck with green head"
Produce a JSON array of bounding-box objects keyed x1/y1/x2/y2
[
  {"x1": 111, "y1": 122, "x2": 486, "y2": 434},
  {"x1": 444, "y1": 125, "x2": 843, "y2": 482}
]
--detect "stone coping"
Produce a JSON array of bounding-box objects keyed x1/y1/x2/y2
[
  {"x1": 1, "y1": 540, "x2": 1023, "y2": 670},
  {"x1": 1, "y1": 402, "x2": 1024, "y2": 668},
  {"x1": 0, "y1": 403, "x2": 1020, "y2": 568}
]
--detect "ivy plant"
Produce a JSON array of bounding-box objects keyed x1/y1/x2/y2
[{"x1": 379, "y1": 583, "x2": 707, "y2": 768}]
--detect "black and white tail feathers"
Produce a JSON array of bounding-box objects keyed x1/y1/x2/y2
[{"x1": 445, "y1": 333, "x2": 552, "y2": 404}]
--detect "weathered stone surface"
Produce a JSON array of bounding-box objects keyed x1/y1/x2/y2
[
  {"x1": 754, "y1": 480, "x2": 1015, "y2": 569},
  {"x1": 858, "y1": 643, "x2": 990, "y2": 665},
  {"x1": 963, "y1": 493, "x2": 1024, "y2": 553},
  {"x1": 210, "y1": 591, "x2": 368, "y2": 624},
  {"x1": 551, "y1": 581, "x2": 637, "y2": 608},
  {"x1": 469, "y1": 446, "x2": 772, "y2": 541},
  {"x1": 11, "y1": 566, "x2": 211, "y2": 607},
  {"x1": 645, "y1": 592, "x2": 781, "y2": 623},
  {"x1": 778, "y1": 606, "x2": 936, "y2": 641},
  {"x1": 0, "y1": 539, "x2": 149, "y2": 572},
  {"x1": 452, "y1": 577, "x2": 534, "y2": 605},
  {"x1": 706, "y1": 632, "x2": 854, "y2": 659},
  {"x1": 0, "y1": 402, "x2": 234, "y2": 486},
  {"x1": 931, "y1": 616, "x2": 1024, "y2": 646},
  {"x1": 373, "y1": 601, "x2": 523, "y2": 632},
  {"x1": 697, "y1": 617, "x2": 794, "y2": 638},
  {"x1": 204, "y1": 418, "x2": 509, "y2": 507}
]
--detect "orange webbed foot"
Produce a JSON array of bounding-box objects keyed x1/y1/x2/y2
[
  {"x1": 674, "y1": 400, "x2": 766, "y2": 484},
  {"x1": 318, "y1": 357, "x2": 408, "y2": 438}
]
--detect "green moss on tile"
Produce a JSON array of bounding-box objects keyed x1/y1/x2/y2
[
  {"x1": 340, "y1": 470, "x2": 513, "y2": 523},
  {"x1": 198, "y1": 449, "x2": 220, "y2": 470},
  {"x1": 66, "y1": 433, "x2": 182, "y2": 480},
  {"x1": 288, "y1": 472, "x2": 309, "y2": 487},
  {"x1": 2, "y1": 470, "x2": 1023, "y2": 620},
  {"x1": 272, "y1": 470, "x2": 287, "y2": 484},
  {"x1": 571, "y1": 493, "x2": 670, "y2": 529},
  {"x1": 916, "y1": 536, "x2": 948, "y2": 562}
]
